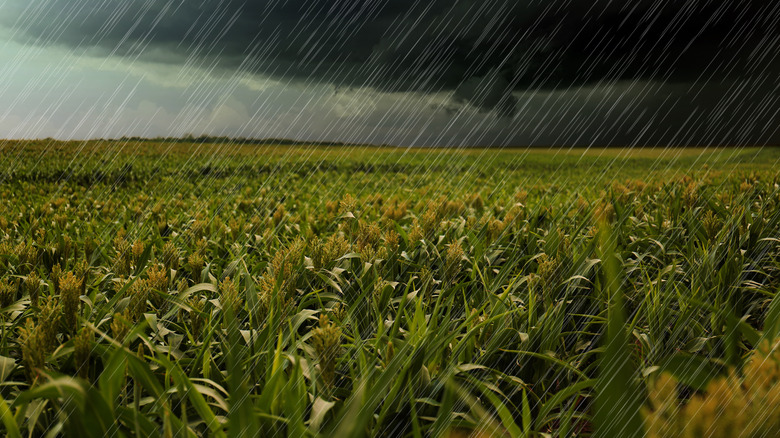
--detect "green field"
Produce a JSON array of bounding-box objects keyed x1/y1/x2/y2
[{"x1": 1, "y1": 140, "x2": 779, "y2": 437}]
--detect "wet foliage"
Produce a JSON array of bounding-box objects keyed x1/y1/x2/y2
[{"x1": 0, "y1": 140, "x2": 779, "y2": 436}]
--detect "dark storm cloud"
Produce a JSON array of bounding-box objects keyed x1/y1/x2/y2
[{"x1": 5, "y1": 0, "x2": 779, "y2": 115}]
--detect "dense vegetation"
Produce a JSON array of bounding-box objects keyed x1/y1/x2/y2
[{"x1": 0, "y1": 140, "x2": 779, "y2": 437}]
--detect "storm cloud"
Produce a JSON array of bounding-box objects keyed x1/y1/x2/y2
[
  {"x1": 1, "y1": 0, "x2": 779, "y2": 145},
  {"x1": 4, "y1": 1, "x2": 778, "y2": 112}
]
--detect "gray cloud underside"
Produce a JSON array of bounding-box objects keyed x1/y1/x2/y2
[{"x1": 4, "y1": 0, "x2": 779, "y2": 117}]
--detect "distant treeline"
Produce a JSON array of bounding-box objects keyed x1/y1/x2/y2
[{"x1": 113, "y1": 135, "x2": 374, "y2": 147}]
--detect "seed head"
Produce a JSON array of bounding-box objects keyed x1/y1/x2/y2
[
  {"x1": 383, "y1": 230, "x2": 400, "y2": 254},
  {"x1": 59, "y1": 271, "x2": 82, "y2": 333},
  {"x1": 188, "y1": 220, "x2": 206, "y2": 241},
  {"x1": 643, "y1": 340, "x2": 780, "y2": 437},
  {"x1": 127, "y1": 278, "x2": 150, "y2": 322},
  {"x1": 381, "y1": 200, "x2": 407, "y2": 222},
  {"x1": 702, "y1": 210, "x2": 721, "y2": 242},
  {"x1": 356, "y1": 221, "x2": 381, "y2": 252},
  {"x1": 73, "y1": 327, "x2": 93, "y2": 379},
  {"x1": 188, "y1": 296, "x2": 205, "y2": 340},
  {"x1": 111, "y1": 309, "x2": 132, "y2": 343},
  {"x1": 272, "y1": 204, "x2": 286, "y2": 226},
  {"x1": 83, "y1": 236, "x2": 96, "y2": 261},
  {"x1": 15, "y1": 242, "x2": 38, "y2": 274},
  {"x1": 219, "y1": 276, "x2": 242, "y2": 317},
  {"x1": 420, "y1": 208, "x2": 438, "y2": 239},
  {"x1": 188, "y1": 252, "x2": 204, "y2": 280},
  {"x1": 0, "y1": 278, "x2": 15, "y2": 308},
  {"x1": 267, "y1": 238, "x2": 306, "y2": 301},
  {"x1": 373, "y1": 277, "x2": 391, "y2": 304},
  {"x1": 311, "y1": 315, "x2": 342, "y2": 391},
  {"x1": 486, "y1": 218, "x2": 505, "y2": 243},
  {"x1": 683, "y1": 181, "x2": 699, "y2": 208},
  {"x1": 38, "y1": 296, "x2": 60, "y2": 350},
  {"x1": 467, "y1": 193, "x2": 484, "y2": 211},
  {"x1": 593, "y1": 201, "x2": 615, "y2": 224},
  {"x1": 503, "y1": 204, "x2": 525, "y2": 228},
  {"x1": 537, "y1": 254, "x2": 561, "y2": 299},
  {"x1": 146, "y1": 263, "x2": 168, "y2": 309},
  {"x1": 112, "y1": 237, "x2": 132, "y2": 276},
  {"x1": 131, "y1": 240, "x2": 145, "y2": 266},
  {"x1": 408, "y1": 219, "x2": 424, "y2": 244},
  {"x1": 339, "y1": 194, "x2": 357, "y2": 214},
  {"x1": 311, "y1": 233, "x2": 349, "y2": 270},
  {"x1": 25, "y1": 271, "x2": 41, "y2": 307},
  {"x1": 444, "y1": 241, "x2": 465, "y2": 285},
  {"x1": 19, "y1": 319, "x2": 47, "y2": 384}
]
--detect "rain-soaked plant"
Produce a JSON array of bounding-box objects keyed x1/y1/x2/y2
[
  {"x1": 0, "y1": 141, "x2": 777, "y2": 437},
  {"x1": 311, "y1": 315, "x2": 342, "y2": 393}
]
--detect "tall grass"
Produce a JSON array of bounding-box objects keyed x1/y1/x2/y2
[{"x1": 0, "y1": 140, "x2": 778, "y2": 436}]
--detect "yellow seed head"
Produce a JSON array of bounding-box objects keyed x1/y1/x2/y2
[
  {"x1": 272, "y1": 203, "x2": 286, "y2": 226},
  {"x1": 537, "y1": 254, "x2": 561, "y2": 298},
  {"x1": 339, "y1": 194, "x2": 357, "y2": 214},
  {"x1": 128, "y1": 278, "x2": 150, "y2": 322},
  {"x1": 111, "y1": 309, "x2": 132, "y2": 343},
  {"x1": 486, "y1": 218, "x2": 505, "y2": 243},
  {"x1": 59, "y1": 271, "x2": 82, "y2": 333},
  {"x1": 311, "y1": 315, "x2": 342, "y2": 390},
  {"x1": 702, "y1": 210, "x2": 721, "y2": 242},
  {"x1": 19, "y1": 319, "x2": 47, "y2": 384},
  {"x1": 0, "y1": 279, "x2": 15, "y2": 308},
  {"x1": 188, "y1": 296, "x2": 205, "y2": 340},
  {"x1": 38, "y1": 296, "x2": 60, "y2": 350},
  {"x1": 188, "y1": 252, "x2": 204, "y2": 280},
  {"x1": 356, "y1": 221, "x2": 381, "y2": 252},
  {"x1": 268, "y1": 238, "x2": 306, "y2": 301},
  {"x1": 644, "y1": 341, "x2": 780, "y2": 438},
  {"x1": 219, "y1": 276, "x2": 242, "y2": 316},
  {"x1": 112, "y1": 237, "x2": 132, "y2": 276},
  {"x1": 25, "y1": 271, "x2": 41, "y2": 307},
  {"x1": 383, "y1": 230, "x2": 400, "y2": 254},
  {"x1": 83, "y1": 236, "x2": 96, "y2": 261},
  {"x1": 131, "y1": 240, "x2": 145, "y2": 265},
  {"x1": 408, "y1": 220, "x2": 424, "y2": 243},
  {"x1": 73, "y1": 327, "x2": 93, "y2": 379},
  {"x1": 444, "y1": 241, "x2": 465, "y2": 284},
  {"x1": 467, "y1": 193, "x2": 484, "y2": 211}
]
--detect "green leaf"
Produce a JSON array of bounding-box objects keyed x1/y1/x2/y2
[
  {"x1": 14, "y1": 377, "x2": 86, "y2": 406},
  {"x1": 592, "y1": 218, "x2": 645, "y2": 438},
  {"x1": 83, "y1": 386, "x2": 121, "y2": 437},
  {"x1": 308, "y1": 397, "x2": 336, "y2": 432},
  {"x1": 181, "y1": 283, "x2": 219, "y2": 300},
  {"x1": 153, "y1": 356, "x2": 227, "y2": 438},
  {"x1": 536, "y1": 379, "x2": 595, "y2": 429},
  {"x1": 0, "y1": 396, "x2": 21, "y2": 438},
  {"x1": 116, "y1": 406, "x2": 159, "y2": 436},
  {"x1": 522, "y1": 388, "x2": 532, "y2": 438},
  {"x1": 282, "y1": 360, "x2": 307, "y2": 437},
  {"x1": 760, "y1": 288, "x2": 780, "y2": 344},
  {"x1": 655, "y1": 353, "x2": 727, "y2": 391},
  {"x1": 0, "y1": 357, "x2": 15, "y2": 383},
  {"x1": 464, "y1": 376, "x2": 522, "y2": 437}
]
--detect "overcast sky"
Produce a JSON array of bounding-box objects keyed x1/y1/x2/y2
[{"x1": 0, "y1": 0, "x2": 778, "y2": 146}]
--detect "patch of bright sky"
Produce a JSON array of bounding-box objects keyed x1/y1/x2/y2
[
  {"x1": 0, "y1": 9, "x2": 525, "y2": 146},
  {"x1": 0, "y1": 34, "x2": 509, "y2": 145}
]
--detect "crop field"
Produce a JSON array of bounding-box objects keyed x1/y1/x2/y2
[{"x1": 0, "y1": 140, "x2": 779, "y2": 437}]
